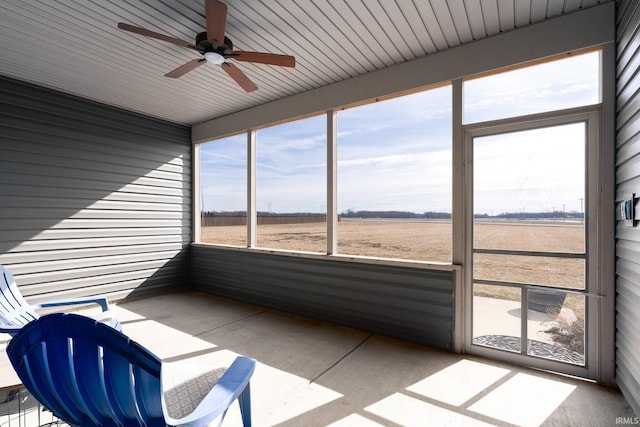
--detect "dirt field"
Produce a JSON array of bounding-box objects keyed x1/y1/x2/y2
[
  {"x1": 201, "y1": 219, "x2": 452, "y2": 260},
  {"x1": 201, "y1": 219, "x2": 585, "y2": 289}
]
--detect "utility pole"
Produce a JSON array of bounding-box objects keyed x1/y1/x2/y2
[{"x1": 578, "y1": 197, "x2": 584, "y2": 223}]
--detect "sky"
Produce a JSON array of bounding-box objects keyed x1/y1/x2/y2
[
  {"x1": 199, "y1": 51, "x2": 599, "y2": 216},
  {"x1": 474, "y1": 123, "x2": 585, "y2": 215}
]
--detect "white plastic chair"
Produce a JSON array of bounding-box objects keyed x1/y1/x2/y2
[{"x1": 0, "y1": 264, "x2": 120, "y2": 335}]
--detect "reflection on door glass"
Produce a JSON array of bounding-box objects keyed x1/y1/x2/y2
[
  {"x1": 473, "y1": 284, "x2": 522, "y2": 353},
  {"x1": 527, "y1": 291, "x2": 585, "y2": 366},
  {"x1": 473, "y1": 123, "x2": 585, "y2": 254},
  {"x1": 472, "y1": 121, "x2": 589, "y2": 366}
]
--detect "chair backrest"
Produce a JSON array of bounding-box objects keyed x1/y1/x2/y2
[
  {"x1": 0, "y1": 265, "x2": 38, "y2": 332},
  {"x1": 7, "y1": 313, "x2": 165, "y2": 427}
]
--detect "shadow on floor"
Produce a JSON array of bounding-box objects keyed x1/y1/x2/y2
[{"x1": 115, "y1": 291, "x2": 634, "y2": 426}]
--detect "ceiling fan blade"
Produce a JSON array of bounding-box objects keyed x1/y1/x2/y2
[
  {"x1": 222, "y1": 62, "x2": 258, "y2": 92},
  {"x1": 233, "y1": 51, "x2": 296, "y2": 68},
  {"x1": 117, "y1": 23, "x2": 198, "y2": 50},
  {"x1": 205, "y1": 0, "x2": 227, "y2": 48},
  {"x1": 165, "y1": 59, "x2": 206, "y2": 78}
]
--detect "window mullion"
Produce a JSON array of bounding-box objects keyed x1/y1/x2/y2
[
  {"x1": 327, "y1": 110, "x2": 337, "y2": 255},
  {"x1": 452, "y1": 78, "x2": 466, "y2": 353},
  {"x1": 193, "y1": 143, "x2": 201, "y2": 244},
  {"x1": 247, "y1": 129, "x2": 257, "y2": 248}
]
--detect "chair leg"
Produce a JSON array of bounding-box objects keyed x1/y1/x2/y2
[
  {"x1": 238, "y1": 383, "x2": 252, "y2": 427},
  {"x1": 212, "y1": 409, "x2": 228, "y2": 427}
]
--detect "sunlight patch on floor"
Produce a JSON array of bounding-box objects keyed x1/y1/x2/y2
[
  {"x1": 468, "y1": 373, "x2": 576, "y2": 427},
  {"x1": 164, "y1": 347, "x2": 344, "y2": 426},
  {"x1": 121, "y1": 318, "x2": 217, "y2": 359},
  {"x1": 366, "y1": 392, "x2": 494, "y2": 426},
  {"x1": 258, "y1": 380, "x2": 343, "y2": 426},
  {"x1": 407, "y1": 359, "x2": 510, "y2": 406},
  {"x1": 327, "y1": 413, "x2": 388, "y2": 426}
]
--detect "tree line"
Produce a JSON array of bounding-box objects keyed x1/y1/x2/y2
[
  {"x1": 339, "y1": 209, "x2": 451, "y2": 219},
  {"x1": 203, "y1": 209, "x2": 583, "y2": 220}
]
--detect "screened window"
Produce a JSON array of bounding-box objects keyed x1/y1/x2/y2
[
  {"x1": 197, "y1": 52, "x2": 598, "y2": 270},
  {"x1": 337, "y1": 85, "x2": 452, "y2": 262},
  {"x1": 256, "y1": 115, "x2": 327, "y2": 252},
  {"x1": 199, "y1": 134, "x2": 247, "y2": 246}
]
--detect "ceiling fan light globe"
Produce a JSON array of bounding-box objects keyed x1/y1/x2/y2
[{"x1": 204, "y1": 51, "x2": 225, "y2": 65}]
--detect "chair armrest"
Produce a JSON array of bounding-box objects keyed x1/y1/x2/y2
[
  {"x1": 0, "y1": 313, "x2": 23, "y2": 335},
  {"x1": 33, "y1": 295, "x2": 110, "y2": 312},
  {"x1": 161, "y1": 356, "x2": 256, "y2": 427},
  {"x1": 0, "y1": 325, "x2": 21, "y2": 335},
  {"x1": 89, "y1": 309, "x2": 121, "y2": 331}
]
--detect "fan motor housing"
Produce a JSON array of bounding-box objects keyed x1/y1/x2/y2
[{"x1": 196, "y1": 31, "x2": 233, "y2": 54}]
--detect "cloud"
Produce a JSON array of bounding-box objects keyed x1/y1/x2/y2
[
  {"x1": 464, "y1": 51, "x2": 599, "y2": 123},
  {"x1": 337, "y1": 146, "x2": 452, "y2": 213}
]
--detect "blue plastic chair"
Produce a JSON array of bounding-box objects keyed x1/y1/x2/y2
[
  {"x1": 0, "y1": 264, "x2": 120, "y2": 335},
  {"x1": 7, "y1": 313, "x2": 256, "y2": 426}
]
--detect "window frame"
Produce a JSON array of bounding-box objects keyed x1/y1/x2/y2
[
  {"x1": 197, "y1": 84, "x2": 455, "y2": 265},
  {"x1": 195, "y1": 51, "x2": 600, "y2": 267},
  {"x1": 193, "y1": 44, "x2": 615, "y2": 383}
]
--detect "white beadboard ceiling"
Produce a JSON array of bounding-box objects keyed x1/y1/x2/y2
[{"x1": 0, "y1": 0, "x2": 610, "y2": 126}]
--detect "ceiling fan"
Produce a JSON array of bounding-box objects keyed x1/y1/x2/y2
[{"x1": 117, "y1": 0, "x2": 295, "y2": 92}]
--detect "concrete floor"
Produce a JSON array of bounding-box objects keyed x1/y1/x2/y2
[
  {"x1": 473, "y1": 295, "x2": 559, "y2": 344},
  {"x1": 108, "y1": 290, "x2": 634, "y2": 427}
]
